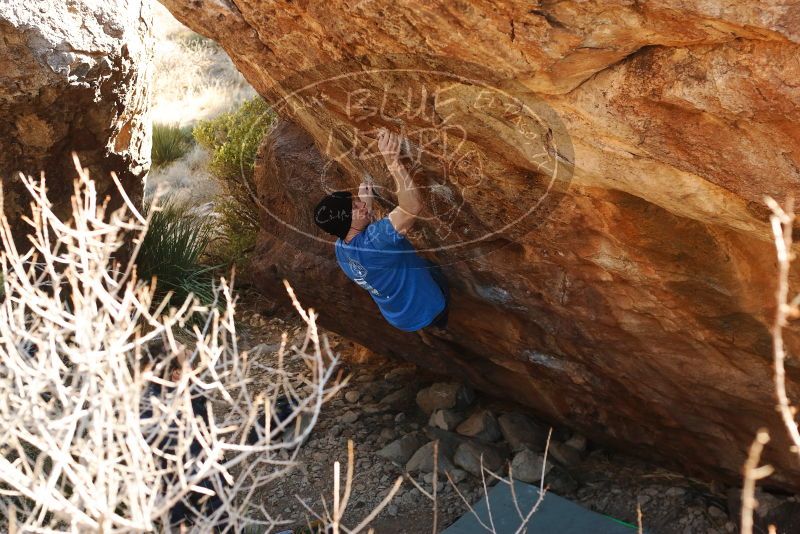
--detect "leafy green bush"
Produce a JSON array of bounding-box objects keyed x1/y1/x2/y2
[
  {"x1": 152, "y1": 123, "x2": 194, "y2": 168},
  {"x1": 214, "y1": 195, "x2": 260, "y2": 267},
  {"x1": 193, "y1": 97, "x2": 274, "y2": 267},
  {"x1": 136, "y1": 196, "x2": 216, "y2": 306}
]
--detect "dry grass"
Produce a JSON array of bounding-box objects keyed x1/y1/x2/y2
[
  {"x1": 148, "y1": 3, "x2": 256, "y2": 205},
  {"x1": 151, "y1": 3, "x2": 255, "y2": 128},
  {"x1": 145, "y1": 144, "x2": 219, "y2": 207}
]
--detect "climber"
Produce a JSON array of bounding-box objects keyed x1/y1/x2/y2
[{"x1": 313, "y1": 129, "x2": 449, "y2": 334}]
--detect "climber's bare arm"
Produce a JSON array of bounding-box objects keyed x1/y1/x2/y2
[
  {"x1": 378, "y1": 129, "x2": 422, "y2": 235},
  {"x1": 386, "y1": 160, "x2": 423, "y2": 235}
]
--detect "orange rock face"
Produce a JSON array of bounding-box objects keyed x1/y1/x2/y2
[{"x1": 161, "y1": 0, "x2": 800, "y2": 487}]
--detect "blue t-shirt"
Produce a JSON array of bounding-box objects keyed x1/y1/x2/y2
[{"x1": 334, "y1": 218, "x2": 446, "y2": 331}]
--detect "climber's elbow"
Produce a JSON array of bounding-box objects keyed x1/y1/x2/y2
[{"x1": 388, "y1": 205, "x2": 420, "y2": 235}]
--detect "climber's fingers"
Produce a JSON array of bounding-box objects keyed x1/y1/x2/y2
[
  {"x1": 378, "y1": 128, "x2": 402, "y2": 162},
  {"x1": 358, "y1": 181, "x2": 372, "y2": 199}
]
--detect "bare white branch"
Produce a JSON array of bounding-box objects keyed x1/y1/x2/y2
[
  {"x1": 766, "y1": 196, "x2": 800, "y2": 456},
  {"x1": 741, "y1": 430, "x2": 774, "y2": 534},
  {"x1": 0, "y1": 164, "x2": 341, "y2": 532}
]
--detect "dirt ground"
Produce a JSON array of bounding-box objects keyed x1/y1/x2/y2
[{"x1": 231, "y1": 292, "x2": 796, "y2": 534}]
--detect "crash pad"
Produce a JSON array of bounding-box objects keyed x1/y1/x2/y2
[{"x1": 442, "y1": 480, "x2": 638, "y2": 534}]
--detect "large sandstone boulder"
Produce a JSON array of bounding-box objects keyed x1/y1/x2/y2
[
  {"x1": 161, "y1": 1, "x2": 800, "y2": 488},
  {"x1": 0, "y1": 0, "x2": 151, "y2": 236}
]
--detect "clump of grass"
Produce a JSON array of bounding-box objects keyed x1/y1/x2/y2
[
  {"x1": 194, "y1": 97, "x2": 275, "y2": 268},
  {"x1": 136, "y1": 195, "x2": 216, "y2": 306},
  {"x1": 182, "y1": 31, "x2": 215, "y2": 48},
  {"x1": 151, "y1": 123, "x2": 194, "y2": 168}
]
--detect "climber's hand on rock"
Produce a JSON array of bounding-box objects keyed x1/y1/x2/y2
[
  {"x1": 378, "y1": 128, "x2": 401, "y2": 166},
  {"x1": 358, "y1": 181, "x2": 374, "y2": 214}
]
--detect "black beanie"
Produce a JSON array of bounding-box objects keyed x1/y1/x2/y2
[{"x1": 313, "y1": 191, "x2": 352, "y2": 240}]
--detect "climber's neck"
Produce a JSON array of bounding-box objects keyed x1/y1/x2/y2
[{"x1": 343, "y1": 224, "x2": 365, "y2": 244}]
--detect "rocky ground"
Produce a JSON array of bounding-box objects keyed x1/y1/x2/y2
[{"x1": 234, "y1": 295, "x2": 799, "y2": 534}]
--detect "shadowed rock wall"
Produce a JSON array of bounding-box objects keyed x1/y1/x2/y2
[
  {"x1": 161, "y1": 0, "x2": 800, "y2": 488},
  {"x1": 0, "y1": 0, "x2": 152, "y2": 236}
]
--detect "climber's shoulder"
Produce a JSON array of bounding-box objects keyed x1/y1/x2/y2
[{"x1": 364, "y1": 216, "x2": 409, "y2": 250}]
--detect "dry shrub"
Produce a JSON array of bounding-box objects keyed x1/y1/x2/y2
[
  {"x1": 0, "y1": 162, "x2": 343, "y2": 532},
  {"x1": 739, "y1": 197, "x2": 800, "y2": 534}
]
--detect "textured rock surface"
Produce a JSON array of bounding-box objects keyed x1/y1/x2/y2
[
  {"x1": 429, "y1": 409, "x2": 467, "y2": 432},
  {"x1": 377, "y1": 433, "x2": 426, "y2": 465},
  {"x1": 455, "y1": 410, "x2": 502, "y2": 442},
  {"x1": 453, "y1": 441, "x2": 507, "y2": 477},
  {"x1": 406, "y1": 441, "x2": 456, "y2": 475},
  {"x1": 549, "y1": 441, "x2": 585, "y2": 469},
  {"x1": 498, "y1": 413, "x2": 549, "y2": 453},
  {"x1": 511, "y1": 448, "x2": 552, "y2": 485},
  {"x1": 162, "y1": 0, "x2": 800, "y2": 488},
  {"x1": 0, "y1": 0, "x2": 151, "y2": 235},
  {"x1": 416, "y1": 382, "x2": 475, "y2": 416}
]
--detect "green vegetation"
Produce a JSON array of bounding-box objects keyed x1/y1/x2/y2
[
  {"x1": 140, "y1": 98, "x2": 273, "y2": 302},
  {"x1": 151, "y1": 123, "x2": 194, "y2": 168},
  {"x1": 136, "y1": 196, "x2": 216, "y2": 306},
  {"x1": 194, "y1": 97, "x2": 275, "y2": 267}
]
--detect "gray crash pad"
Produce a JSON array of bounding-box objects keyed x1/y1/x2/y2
[{"x1": 443, "y1": 481, "x2": 638, "y2": 534}]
